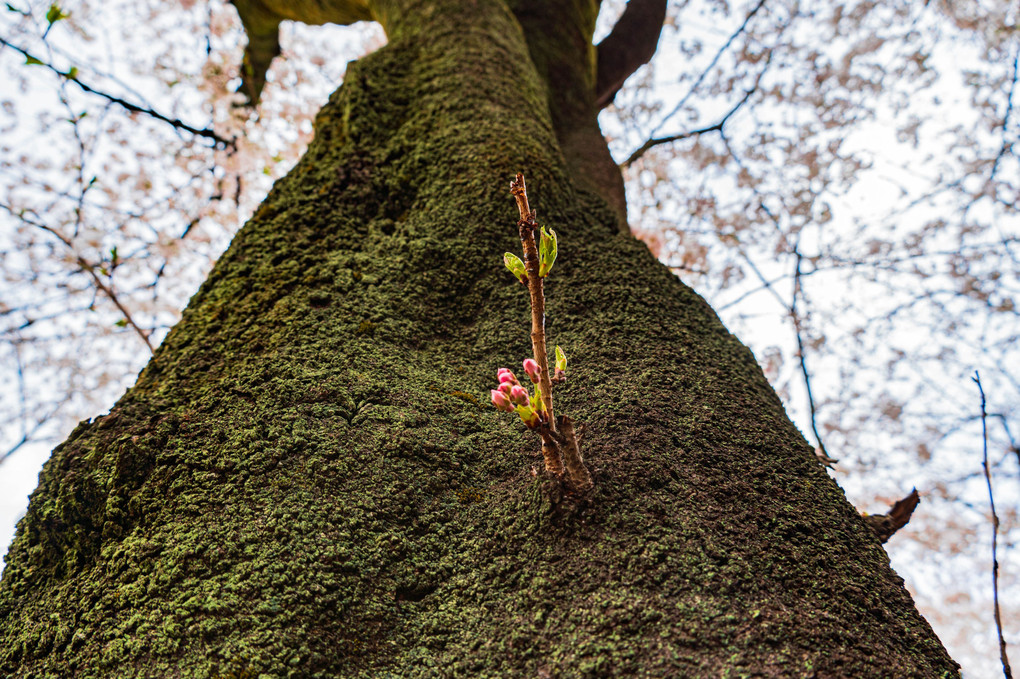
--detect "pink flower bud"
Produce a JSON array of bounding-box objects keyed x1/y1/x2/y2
[
  {"x1": 490, "y1": 389, "x2": 514, "y2": 412},
  {"x1": 497, "y1": 368, "x2": 518, "y2": 385},
  {"x1": 522, "y1": 358, "x2": 541, "y2": 383},
  {"x1": 510, "y1": 384, "x2": 531, "y2": 407},
  {"x1": 498, "y1": 382, "x2": 513, "y2": 396}
]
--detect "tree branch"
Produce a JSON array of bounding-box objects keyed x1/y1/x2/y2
[
  {"x1": 791, "y1": 250, "x2": 835, "y2": 466},
  {"x1": 623, "y1": 83, "x2": 757, "y2": 167},
  {"x1": 595, "y1": 0, "x2": 668, "y2": 109},
  {"x1": 1, "y1": 204, "x2": 155, "y2": 353},
  {"x1": 0, "y1": 37, "x2": 234, "y2": 148},
  {"x1": 229, "y1": 0, "x2": 282, "y2": 106},
  {"x1": 973, "y1": 371, "x2": 1014, "y2": 679},
  {"x1": 988, "y1": 46, "x2": 1018, "y2": 193},
  {"x1": 863, "y1": 488, "x2": 919, "y2": 543},
  {"x1": 228, "y1": 0, "x2": 373, "y2": 106},
  {"x1": 647, "y1": 0, "x2": 768, "y2": 137}
]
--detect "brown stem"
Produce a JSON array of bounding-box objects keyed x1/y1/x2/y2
[
  {"x1": 521, "y1": 227, "x2": 555, "y2": 420},
  {"x1": 537, "y1": 426, "x2": 564, "y2": 475},
  {"x1": 511, "y1": 173, "x2": 561, "y2": 473},
  {"x1": 509, "y1": 173, "x2": 593, "y2": 492},
  {"x1": 558, "y1": 416, "x2": 592, "y2": 492}
]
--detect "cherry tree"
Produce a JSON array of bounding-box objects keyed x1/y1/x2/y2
[{"x1": 0, "y1": 0, "x2": 1015, "y2": 674}]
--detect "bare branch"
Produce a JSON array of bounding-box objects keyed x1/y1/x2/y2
[
  {"x1": 864, "y1": 488, "x2": 920, "y2": 543},
  {"x1": 623, "y1": 83, "x2": 758, "y2": 167},
  {"x1": 792, "y1": 250, "x2": 835, "y2": 466},
  {"x1": 230, "y1": 0, "x2": 282, "y2": 106},
  {"x1": 1, "y1": 204, "x2": 155, "y2": 353},
  {"x1": 0, "y1": 36, "x2": 234, "y2": 148},
  {"x1": 988, "y1": 46, "x2": 1019, "y2": 194},
  {"x1": 647, "y1": 0, "x2": 768, "y2": 137},
  {"x1": 973, "y1": 371, "x2": 1013, "y2": 679},
  {"x1": 228, "y1": 0, "x2": 373, "y2": 105}
]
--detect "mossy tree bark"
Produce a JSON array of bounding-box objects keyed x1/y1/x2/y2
[{"x1": 0, "y1": 0, "x2": 958, "y2": 677}]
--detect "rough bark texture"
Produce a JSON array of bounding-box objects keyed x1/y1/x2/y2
[{"x1": 0, "y1": 0, "x2": 958, "y2": 677}]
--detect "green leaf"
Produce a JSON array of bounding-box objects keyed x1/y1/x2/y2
[
  {"x1": 109, "y1": 246, "x2": 118, "y2": 266},
  {"x1": 555, "y1": 345, "x2": 566, "y2": 372},
  {"x1": 114, "y1": 319, "x2": 128, "y2": 328},
  {"x1": 65, "y1": 66, "x2": 78, "y2": 80},
  {"x1": 45, "y1": 3, "x2": 67, "y2": 24},
  {"x1": 515, "y1": 404, "x2": 538, "y2": 427},
  {"x1": 530, "y1": 384, "x2": 543, "y2": 411},
  {"x1": 24, "y1": 55, "x2": 44, "y2": 66},
  {"x1": 6, "y1": 4, "x2": 27, "y2": 14},
  {"x1": 538, "y1": 227, "x2": 557, "y2": 277},
  {"x1": 503, "y1": 252, "x2": 527, "y2": 284}
]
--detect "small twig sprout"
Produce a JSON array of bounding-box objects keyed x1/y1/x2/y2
[{"x1": 488, "y1": 173, "x2": 592, "y2": 493}]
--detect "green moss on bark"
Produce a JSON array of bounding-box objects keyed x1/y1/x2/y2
[{"x1": 0, "y1": 0, "x2": 957, "y2": 677}]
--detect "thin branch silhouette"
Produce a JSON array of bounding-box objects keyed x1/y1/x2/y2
[
  {"x1": 1, "y1": 204, "x2": 155, "y2": 353},
  {"x1": 647, "y1": 0, "x2": 769, "y2": 137},
  {"x1": 973, "y1": 371, "x2": 1013, "y2": 679},
  {"x1": 0, "y1": 37, "x2": 234, "y2": 148}
]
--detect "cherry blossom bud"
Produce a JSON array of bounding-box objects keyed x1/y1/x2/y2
[
  {"x1": 498, "y1": 382, "x2": 513, "y2": 396},
  {"x1": 497, "y1": 368, "x2": 519, "y2": 386},
  {"x1": 510, "y1": 384, "x2": 531, "y2": 407},
  {"x1": 522, "y1": 358, "x2": 541, "y2": 383},
  {"x1": 491, "y1": 389, "x2": 514, "y2": 412}
]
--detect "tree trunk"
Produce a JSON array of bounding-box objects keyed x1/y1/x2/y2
[{"x1": 0, "y1": 1, "x2": 958, "y2": 676}]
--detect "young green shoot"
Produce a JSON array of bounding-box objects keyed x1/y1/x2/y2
[{"x1": 489, "y1": 173, "x2": 592, "y2": 493}]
